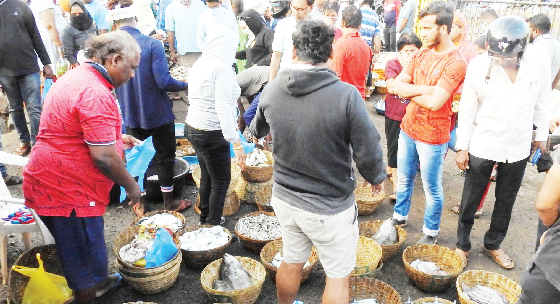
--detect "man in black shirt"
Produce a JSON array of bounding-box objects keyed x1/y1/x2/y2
[{"x1": 0, "y1": 0, "x2": 53, "y2": 156}]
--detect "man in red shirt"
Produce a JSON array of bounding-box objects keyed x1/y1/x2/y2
[
  {"x1": 23, "y1": 31, "x2": 142, "y2": 304},
  {"x1": 387, "y1": 1, "x2": 466, "y2": 244},
  {"x1": 331, "y1": 6, "x2": 373, "y2": 100}
]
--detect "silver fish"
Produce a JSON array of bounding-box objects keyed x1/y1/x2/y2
[
  {"x1": 350, "y1": 299, "x2": 379, "y2": 304},
  {"x1": 236, "y1": 214, "x2": 282, "y2": 241},
  {"x1": 461, "y1": 283, "x2": 509, "y2": 304},
  {"x1": 410, "y1": 260, "x2": 448, "y2": 276},
  {"x1": 372, "y1": 219, "x2": 398, "y2": 245},
  {"x1": 213, "y1": 253, "x2": 252, "y2": 291}
]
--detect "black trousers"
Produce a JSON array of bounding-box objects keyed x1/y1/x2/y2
[
  {"x1": 456, "y1": 154, "x2": 527, "y2": 251},
  {"x1": 186, "y1": 124, "x2": 231, "y2": 225},
  {"x1": 127, "y1": 121, "x2": 176, "y2": 189},
  {"x1": 384, "y1": 117, "x2": 400, "y2": 168},
  {"x1": 383, "y1": 25, "x2": 397, "y2": 52},
  {"x1": 517, "y1": 262, "x2": 560, "y2": 304}
]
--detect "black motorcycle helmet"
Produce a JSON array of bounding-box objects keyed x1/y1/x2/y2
[
  {"x1": 269, "y1": 0, "x2": 290, "y2": 18},
  {"x1": 486, "y1": 15, "x2": 529, "y2": 58}
]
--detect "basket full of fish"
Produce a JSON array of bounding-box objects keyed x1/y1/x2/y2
[
  {"x1": 359, "y1": 219, "x2": 407, "y2": 262},
  {"x1": 350, "y1": 277, "x2": 402, "y2": 304},
  {"x1": 456, "y1": 270, "x2": 521, "y2": 304},
  {"x1": 200, "y1": 254, "x2": 267, "y2": 304},
  {"x1": 242, "y1": 149, "x2": 274, "y2": 183},
  {"x1": 259, "y1": 239, "x2": 318, "y2": 284},
  {"x1": 402, "y1": 244, "x2": 465, "y2": 293},
  {"x1": 235, "y1": 211, "x2": 282, "y2": 254},
  {"x1": 352, "y1": 236, "x2": 383, "y2": 277},
  {"x1": 179, "y1": 225, "x2": 232, "y2": 269},
  {"x1": 131, "y1": 210, "x2": 186, "y2": 234}
]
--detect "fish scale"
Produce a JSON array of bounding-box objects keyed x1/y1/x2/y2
[{"x1": 461, "y1": 284, "x2": 509, "y2": 304}]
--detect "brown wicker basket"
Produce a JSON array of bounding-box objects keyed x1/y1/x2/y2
[
  {"x1": 359, "y1": 220, "x2": 407, "y2": 262},
  {"x1": 413, "y1": 297, "x2": 456, "y2": 304},
  {"x1": 235, "y1": 176, "x2": 249, "y2": 201},
  {"x1": 457, "y1": 270, "x2": 521, "y2": 304},
  {"x1": 352, "y1": 236, "x2": 383, "y2": 277},
  {"x1": 131, "y1": 210, "x2": 187, "y2": 234},
  {"x1": 402, "y1": 244, "x2": 465, "y2": 293},
  {"x1": 355, "y1": 182, "x2": 386, "y2": 215},
  {"x1": 8, "y1": 245, "x2": 73, "y2": 304},
  {"x1": 350, "y1": 277, "x2": 401, "y2": 304},
  {"x1": 112, "y1": 225, "x2": 181, "y2": 275},
  {"x1": 119, "y1": 254, "x2": 181, "y2": 295},
  {"x1": 200, "y1": 256, "x2": 267, "y2": 304},
  {"x1": 256, "y1": 201, "x2": 274, "y2": 212},
  {"x1": 192, "y1": 162, "x2": 241, "y2": 195},
  {"x1": 376, "y1": 86, "x2": 388, "y2": 94},
  {"x1": 194, "y1": 191, "x2": 240, "y2": 217},
  {"x1": 179, "y1": 225, "x2": 232, "y2": 269},
  {"x1": 176, "y1": 138, "x2": 196, "y2": 157},
  {"x1": 235, "y1": 211, "x2": 281, "y2": 254},
  {"x1": 259, "y1": 239, "x2": 318, "y2": 284},
  {"x1": 242, "y1": 150, "x2": 274, "y2": 182}
]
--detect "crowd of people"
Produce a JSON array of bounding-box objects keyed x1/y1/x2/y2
[{"x1": 2, "y1": 0, "x2": 560, "y2": 302}]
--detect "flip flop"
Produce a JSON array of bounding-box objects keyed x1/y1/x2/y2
[
  {"x1": 14, "y1": 144, "x2": 31, "y2": 156},
  {"x1": 454, "y1": 248, "x2": 469, "y2": 269},
  {"x1": 95, "y1": 273, "x2": 123, "y2": 298},
  {"x1": 452, "y1": 204, "x2": 460, "y2": 215},
  {"x1": 483, "y1": 247, "x2": 514, "y2": 269}
]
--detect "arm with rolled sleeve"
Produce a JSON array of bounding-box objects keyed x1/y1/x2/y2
[
  {"x1": 151, "y1": 40, "x2": 188, "y2": 91},
  {"x1": 455, "y1": 63, "x2": 479, "y2": 152},
  {"x1": 534, "y1": 56, "x2": 552, "y2": 142},
  {"x1": 24, "y1": 5, "x2": 51, "y2": 66},
  {"x1": 214, "y1": 67, "x2": 240, "y2": 143}
]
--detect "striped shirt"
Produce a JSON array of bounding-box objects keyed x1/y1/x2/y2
[{"x1": 360, "y1": 7, "x2": 381, "y2": 46}]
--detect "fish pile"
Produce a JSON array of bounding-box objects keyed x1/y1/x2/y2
[
  {"x1": 175, "y1": 139, "x2": 196, "y2": 157},
  {"x1": 213, "y1": 254, "x2": 253, "y2": 291},
  {"x1": 350, "y1": 299, "x2": 379, "y2": 304},
  {"x1": 170, "y1": 66, "x2": 189, "y2": 82},
  {"x1": 410, "y1": 260, "x2": 449, "y2": 276},
  {"x1": 371, "y1": 219, "x2": 398, "y2": 245},
  {"x1": 236, "y1": 214, "x2": 281, "y2": 241},
  {"x1": 246, "y1": 149, "x2": 270, "y2": 167},
  {"x1": 179, "y1": 226, "x2": 230, "y2": 251},
  {"x1": 270, "y1": 252, "x2": 311, "y2": 269},
  {"x1": 137, "y1": 213, "x2": 183, "y2": 233},
  {"x1": 461, "y1": 284, "x2": 509, "y2": 304}
]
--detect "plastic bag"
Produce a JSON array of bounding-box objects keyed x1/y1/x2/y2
[
  {"x1": 12, "y1": 253, "x2": 73, "y2": 304},
  {"x1": 42, "y1": 79, "x2": 53, "y2": 102},
  {"x1": 55, "y1": 57, "x2": 69, "y2": 78},
  {"x1": 120, "y1": 136, "x2": 156, "y2": 202},
  {"x1": 144, "y1": 228, "x2": 178, "y2": 268}
]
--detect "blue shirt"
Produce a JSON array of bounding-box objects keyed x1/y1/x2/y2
[
  {"x1": 397, "y1": 0, "x2": 416, "y2": 33},
  {"x1": 360, "y1": 7, "x2": 381, "y2": 47},
  {"x1": 165, "y1": 0, "x2": 207, "y2": 54},
  {"x1": 84, "y1": 0, "x2": 110, "y2": 30},
  {"x1": 115, "y1": 27, "x2": 188, "y2": 129},
  {"x1": 156, "y1": 0, "x2": 174, "y2": 30}
]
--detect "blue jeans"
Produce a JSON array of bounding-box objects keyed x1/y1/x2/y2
[
  {"x1": 448, "y1": 127, "x2": 457, "y2": 152},
  {"x1": 393, "y1": 131, "x2": 447, "y2": 236},
  {"x1": 0, "y1": 73, "x2": 42, "y2": 144}
]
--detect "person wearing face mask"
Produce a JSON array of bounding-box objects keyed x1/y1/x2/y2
[
  {"x1": 236, "y1": 9, "x2": 274, "y2": 68},
  {"x1": 454, "y1": 16, "x2": 551, "y2": 270},
  {"x1": 61, "y1": 0, "x2": 98, "y2": 68},
  {"x1": 197, "y1": 0, "x2": 239, "y2": 55}
]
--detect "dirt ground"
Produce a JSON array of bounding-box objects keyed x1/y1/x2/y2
[{"x1": 0, "y1": 94, "x2": 545, "y2": 304}]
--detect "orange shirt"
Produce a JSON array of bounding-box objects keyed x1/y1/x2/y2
[{"x1": 400, "y1": 48, "x2": 466, "y2": 144}]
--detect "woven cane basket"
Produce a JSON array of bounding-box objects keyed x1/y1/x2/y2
[
  {"x1": 131, "y1": 210, "x2": 187, "y2": 234},
  {"x1": 359, "y1": 220, "x2": 407, "y2": 262},
  {"x1": 119, "y1": 255, "x2": 181, "y2": 295},
  {"x1": 355, "y1": 182, "x2": 386, "y2": 215},
  {"x1": 235, "y1": 177, "x2": 249, "y2": 201},
  {"x1": 242, "y1": 150, "x2": 274, "y2": 182},
  {"x1": 8, "y1": 245, "x2": 74, "y2": 304},
  {"x1": 413, "y1": 297, "x2": 456, "y2": 304},
  {"x1": 402, "y1": 244, "x2": 465, "y2": 293},
  {"x1": 235, "y1": 211, "x2": 281, "y2": 254},
  {"x1": 194, "y1": 191, "x2": 240, "y2": 217},
  {"x1": 352, "y1": 236, "x2": 383, "y2": 277},
  {"x1": 200, "y1": 256, "x2": 266, "y2": 304},
  {"x1": 350, "y1": 277, "x2": 401, "y2": 304},
  {"x1": 192, "y1": 162, "x2": 241, "y2": 195},
  {"x1": 457, "y1": 270, "x2": 521, "y2": 304},
  {"x1": 179, "y1": 225, "x2": 232, "y2": 269},
  {"x1": 376, "y1": 86, "x2": 388, "y2": 94},
  {"x1": 259, "y1": 239, "x2": 318, "y2": 284}
]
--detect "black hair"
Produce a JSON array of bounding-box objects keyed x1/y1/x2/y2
[
  {"x1": 306, "y1": 0, "x2": 315, "y2": 6},
  {"x1": 341, "y1": 5, "x2": 361, "y2": 29},
  {"x1": 481, "y1": 8, "x2": 498, "y2": 21},
  {"x1": 474, "y1": 35, "x2": 486, "y2": 49},
  {"x1": 418, "y1": 1, "x2": 453, "y2": 34},
  {"x1": 361, "y1": 0, "x2": 374, "y2": 7},
  {"x1": 292, "y1": 20, "x2": 334, "y2": 64},
  {"x1": 322, "y1": 1, "x2": 339, "y2": 13},
  {"x1": 528, "y1": 13, "x2": 551, "y2": 34},
  {"x1": 397, "y1": 31, "x2": 422, "y2": 51},
  {"x1": 231, "y1": 0, "x2": 244, "y2": 15}
]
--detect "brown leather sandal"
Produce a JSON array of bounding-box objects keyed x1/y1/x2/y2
[
  {"x1": 455, "y1": 248, "x2": 469, "y2": 269},
  {"x1": 483, "y1": 247, "x2": 514, "y2": 269},
  {"x1": 15, "y1": 143, "x2": 31, "y2": 156}
]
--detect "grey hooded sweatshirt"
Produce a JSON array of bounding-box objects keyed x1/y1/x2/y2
[{"x1": 250, "y1": 66, "x2": 386, "y2": 215}]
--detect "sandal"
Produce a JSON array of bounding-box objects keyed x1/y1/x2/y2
[
  {"x1": 4, "y1": 175, "x2": 23, "y2": 186},
  {"x1": 389, "y1": 194, "x2": 396, "y2": 201},
  {"x1": 454, "y1": 248, "x2": 469, "y2": 269},
  {"x1": 483, "y1": 247, "x2": 514, "y2": 269},
  {"x1": 167, "y1": 199, "x2": 192, "y2": 213},
  {"x1": 452, "y1": 204, "x2": 460, "y2": 215},
  {"x1": 14, "y1": 143, "x2": 31, "y2": 156}
]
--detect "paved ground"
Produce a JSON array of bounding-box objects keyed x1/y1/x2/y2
[{"x1": 0, "y1": 95, "x2": 545, "y2": 303}]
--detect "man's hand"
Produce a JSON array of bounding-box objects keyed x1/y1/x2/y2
[
  {"x1": 170, "y1": 50, "x2": 178, "y2": 63},
  {"x1": 122, "y1": 134, "x2": 142, "y2": 150},
  {"x1": 455, "y1": 150, "x2": 469, "y2": 170},
  {"x1": 386, "y1": 78, "x2": 395, "y2": 94},
  {"x1": 233, "y1": 145, "x2": 246, "y2": 171},
  {"x1": 127, "y1": 185, "x2": 143, "y2": 216},
  {"x1": 533, "y1": 141, "x2": 548, "y2": 154},
  {"x1": 550, "y1": 117, "x2": 560, "y2": 133},
  {"x1": 362, "y1": 180, "x2": 385, "y2": 195},
  {"x1": 43, "y1": 65, "x2": 54, "y2": 79}
]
